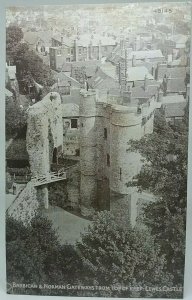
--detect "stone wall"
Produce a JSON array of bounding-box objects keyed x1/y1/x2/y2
[
  {"x1": 26, "y1": 92, "x2": 63, "y2": 208},
  {"x1": 7, "y1": 182, "x2": 39, "y2": 226}
]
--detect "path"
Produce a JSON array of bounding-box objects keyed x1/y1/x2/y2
[{"x1": 43, "y1": 206, "x2": 91, "y2": 245}]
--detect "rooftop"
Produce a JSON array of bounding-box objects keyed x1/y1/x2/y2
[
  {"x1": 126, "y1": 49, "x2": 164, "y2": 60},
  {"x1": 62, "y1": 103, "x2": 79, "y2": 117},
  {"x1": 164, "y1": 102, "x2": 186, "y2": 118},
  {"x1": 162, "y1": 94, "x2": 185, "y2": 104}
]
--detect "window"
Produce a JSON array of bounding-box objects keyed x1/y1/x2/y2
[
  {"x1": 57, "y1": 49, "x2": 61, "y2": 55},
  {"x1": 107, "y1": 154, "x2": 110, "y2": 167},
  {"x1": 71, "y1": 48, "x2": 74, "y2": 55},
  {"x1": 104, "y1": 128, "x2": 107, "y2": 139},
  {"x1": 137, "y1": 106, "x2": 142, "y2": 114},
  {"x1": 71, "y1": 118, "x2": 78, "y2": 129},
  {"x1": 66, "y1": 57, "x2": 71, "y2": 62}
]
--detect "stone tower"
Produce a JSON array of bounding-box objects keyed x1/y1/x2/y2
[{"x1": 79, "y1": 89, "x2": 98, "y2": 217}]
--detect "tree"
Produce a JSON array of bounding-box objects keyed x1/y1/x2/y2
[
  {"x1": 6, "y1": 25, "x2": 54, "y2": 96},
  {"x1": 12, "y1": 43, "x2": 54, "y2": 93},
  {"x1": 5, "y1": 96, "x2": 27, "y2": 137},
  {"x1": 76, "y1": 211, "x2": 175, "y2": 298},
  {"x1": 6, "y1": 25, "x2": 23, "y2": 64},
  {"x1": 128, "y1": 111, "x2": 188, "y2": 285},
  {"x1": 6, "y1": 215, "x2": 83, "y2": 296}
]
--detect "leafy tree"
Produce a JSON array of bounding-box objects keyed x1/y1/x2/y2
[
  {"x1": 6, "y1": 25, "x2": 23, "y2": 64},
  {"x1": 5, "y1": 96, "x2": 27, "y2": 137},
  {"x1": 6, "y1": 215, "x2": 83, "y2": 296},
  {"x1": 77, "y1": 211, "x2": 175, "y2": 298},
  {"x1": 128, "y1": 110, "x2": 188, "y2": 285},
  {"x1": 6, "y1": 25, "x2": 54, "y2": 96}
]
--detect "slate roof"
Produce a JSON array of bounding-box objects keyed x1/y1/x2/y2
[
  {"x1": 70, "y1": 60, "x2": 102, "y2": 80},
  {"x1": 24, "y1": 31, "x2": 53, "y2": 46},
  {"x1": 62, "y1": 103, "x2": 79, "y2": 117},
  {"x1": 127, "y1": 66, "x2": 154, "y2": 81},
  {"x1": 166, "y1": 78, "x2": 186, "y2": 93},
  {"x1": 52, "y1": 34, "x2": 73, "y2": 47},
  {"x1": 164, "y1": 102, "x2": 186, "y2": 118},
  {"x1": 108, "y1": 49, "x2": 164, "y2": 65},
  {"x1": 72, "y1": 34, "x2": 117, "y2": 47},
  {"x1": 166, "y1": 67, "x2": 188, "y2": 79},
  {"x1": 162, "y1": 95, "x2": 185, "y2": 104},
  {"x1": 126, "y1": 49, "x2": 164, "y2": 60},
  {"x1": 52, "y1": 71, "x2": 81, "y2": 88},
  {"x1": 132, "y1": 83, "x2": 159, "y2": 99},
  {"x1": 171, "y1": 34, "x2": 188, "y2": 48},
  {"x1": 157, "y1": 65, "x2": 188, "y2": 80}
]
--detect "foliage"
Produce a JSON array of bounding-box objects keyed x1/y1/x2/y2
[
  {"x1": 5, "y1": 96, "x2": 27, "y2": 137},
  {"x1": 128, "y1": 110, "x2": 188, "y2": 285},
  {"x1": 77, "y1": 211, "x2": 175, "y2": 298},
  {"x1": 6, "y1": 25, "x2": 54, "y2": 95},
  {"x1": 6, "y1": 25, "x2": 23, "y2": 64},
  {"x1": 6, "y1": 209, "x2": 182, "y2": 298},
  {"x1": 6, "y1": 215, "x2": 83, "y2": 296}
]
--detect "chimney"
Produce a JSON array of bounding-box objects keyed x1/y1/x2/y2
[
  {"x1": 98, "y1": 40, "x2": 102, "y2": 60},
  {"x1": 123, "y1": 86, "x2": 132, "y2": 104},
  {"x1": 156, "y1": 63, "x2": 167, "y2": 80},
  {"x1": 144, "y1": 75, "x2": 148, "y2": 91},
  {"x1": 89, "y1": 40, "x2": 93, "y2": 60},
  {"x1": 120, "y1": 38, "x2": 125, "y2": 56},
  {"x1": 74, "y1": 39, "x2": 78, "y2": 62}
]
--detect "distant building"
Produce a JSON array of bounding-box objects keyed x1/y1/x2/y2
[
  {"x1": 23, "y1": 31, "x2": 53, "y2": 54},
  {"x1": 49, "y1": 34, "x2": 117, "y2": 70},
  {"x1": 157, "y1": 94, "x2": 187, "y2": 125}
]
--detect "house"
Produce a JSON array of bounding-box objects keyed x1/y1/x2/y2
[
  {"x1": 23, "y1": 30, "x2": 53, "y2": 54},
  {"x1": 108, "y1": 45, "x2": 165, "y2": 68},
  {"x1": 156, "y1": 34, "x2": 189, "y2": 59},
  {"x1": 155, "y1": 63, "x2": 189, "y2": 81},
  {"x1": 89, "y1": 62, "x2": 155, "y2": 96},
  {"x1": 49, "y1": 33, "x2": 117, "y2": 70},
  {"x1": 51, "y1": 71, "x2": 81, "y2": 101},
  {"x1": 159, "y1": 94, "x2": 187, "y2": 125}
]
